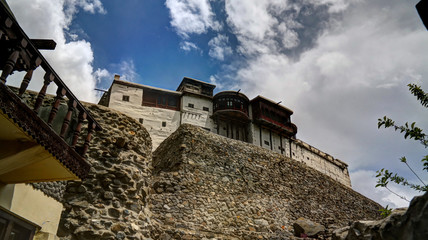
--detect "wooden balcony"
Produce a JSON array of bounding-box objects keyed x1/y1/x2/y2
[
  {"x1": 0, "y1": 1, "x2": 102, "y2": 183},
  {"x1": 213, "y1": 91, "x2": 250, "y2": 122}
]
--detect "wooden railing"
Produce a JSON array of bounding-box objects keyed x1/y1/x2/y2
[{"x1": 0, "y1": 2, "x2": 101, "y2": 158}]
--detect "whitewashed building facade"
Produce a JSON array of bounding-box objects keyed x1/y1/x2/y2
[{"x1": 99, "y1": 75, "x2": 351, "y2": 187}]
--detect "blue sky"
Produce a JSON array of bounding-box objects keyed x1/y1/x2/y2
[{"x1": 6, "y1": 0, "x2": 428, "y2": 208}]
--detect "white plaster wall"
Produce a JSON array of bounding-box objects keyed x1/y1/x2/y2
[
  {"x1": 181, "y1": 95, "x2": 214, "y2": 130},
  {"x1": 108, "y1": 84, "x2": 181, "y2": 150},
  {"x1": 250, "y1": 124, "x2": 260, "y2": 147},
  {"x1": 261, "y1": 127, "x2": 271, "y2": 150},
  {"x1": 290, "y1": 140, "x2": 351, "y2": 187},
  {"x1": 110, "y1": 84, "x2": 143, "y2": 108},
  {"x1": 0, "y1": 184, "x2": 63, "y2": 238},
  {"x1": 138, "y1": 106, "x2": 181, "y2": 149},
  {"x1": 249, "y1": 120, "x2": 350, "y2": 187},
  {"x1": 271, "y1": 132, "x2": 281, "y2": 154}
]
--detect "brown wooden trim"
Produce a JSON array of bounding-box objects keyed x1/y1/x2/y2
[{"x1": 0, "y1": 83, "x2": 90, "y2": 180}]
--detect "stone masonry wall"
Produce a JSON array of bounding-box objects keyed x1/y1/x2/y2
[
  {"x1": 149, "y1": 124, "x2": 382, "y2": 240},
  {"x1": 57, "y1": 104, "x2": 153, "y2": 240}
]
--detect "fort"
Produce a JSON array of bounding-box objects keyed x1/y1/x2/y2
[{"x1": 99, "y1": 75, "x2": 351, "y2": 187}]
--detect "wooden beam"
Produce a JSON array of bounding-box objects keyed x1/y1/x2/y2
[{"x1": 30, "y1": 39, "x2": 57, "y2": 50}]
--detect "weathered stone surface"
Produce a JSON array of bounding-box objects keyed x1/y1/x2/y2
[
  {"x1": 149, "y1": 124, "x2": 382, "y2": 239},
  {"x1": 57, "y1": 103, "x2": 153, "y2": 240},
  {"x1": 293, "y1": 217, "x2": 325, "y2": 237},
  {"x1": 333, "y1": 191, "x2": 428, "y2": 240}
]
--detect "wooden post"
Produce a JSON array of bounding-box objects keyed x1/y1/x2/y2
[
  {"x1": 18, "y1": 69, "x2": 34, "y2": 97},
  {"x1": 0, "y1": 49, "x2": 20, "y2": 84},
  {"x1": 71, "y1": 111, "x2": 87, "y2": 148},
  {"x1": 60, "y1": 99, "x2": 76, "y2": 138},
  {"x1": 47, "y1": 87, "x2": 66, "y2": 126},
  {"x1": 34, "y1": 72, "x2": 54, "y2": 113},
  {"x1": 82, "y1": 122, "x2": 96, "y2": 156}
]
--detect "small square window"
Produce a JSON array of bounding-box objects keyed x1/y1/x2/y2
[
  {"x1": 122, "y1": 95, "x2": 130, "y2": 101},
  {"x1": 203, "y1": 107, "x2": 209, "y2": 111},
  {"x1": 162, "y1": 121, "x2": 166, "y2": 127},
  {"x1": 264, "y1": 140, "x2": 270, "y2": 146},
  {"x1": 188, "y1": 103, "x2": 194, "y2": 108},
  {"x1": 139, "y1": 118, "x2": 144, "y2": 124}
]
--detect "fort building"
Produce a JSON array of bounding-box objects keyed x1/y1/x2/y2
[{"x1": 99, "y1": 75, "x2": 351, "y2": 187}]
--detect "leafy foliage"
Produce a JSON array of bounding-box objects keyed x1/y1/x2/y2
[
  {"x1": 376, "y1": 84, "x2": 428, "y2": 202},
  {"x1": 378, "y1": 205, "x2": 392, "y2": 218}
]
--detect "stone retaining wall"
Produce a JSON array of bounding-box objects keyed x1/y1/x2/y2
[
  {"x1": 57, "y1": 104, "x2": 153, "y2": 240},
  {"x1": 150, "y1": 124, "x2": 382, "y2": 239}
]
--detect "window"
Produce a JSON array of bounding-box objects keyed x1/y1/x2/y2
[
  {"x1": 203, "y1": 107, "x2": 209, "y2": 111},
  {"x1": 0, "y1": 209, "x2": 36, "y2": 240},
  {"x1": 122, "y1": 95, "x2": 130, "y2": 101},
  {"x1": 168, "y1": 96, "x2": 177, "y2": 107},
  {"x1": 188, "y1": 103, "x2": 194, "y2": 108},
  {"x1": 264, "y1": 140, "x2": 270, "y2": 146},
  {"x1": 162, "y1": 121, "x2": 166, "y2": 127},
  {"x1": 139, "y1": 118, "x2": 144, "y2": 124}
]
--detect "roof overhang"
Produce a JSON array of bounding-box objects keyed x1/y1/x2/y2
[{"x1": 0, "y1": 84, "x2": 89, "y2": 183}]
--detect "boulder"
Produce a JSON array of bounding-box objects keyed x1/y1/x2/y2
[
  {"x1": 293, "y1": 217, "x2": 325, "y2": 237},
  {"x1": 333, "y1": 191, "x2": 428, "y2": 240}
]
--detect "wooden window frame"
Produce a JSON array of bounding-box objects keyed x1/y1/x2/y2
[{"x1": 0, "y1": 209, "x2": 37, "y2": 240}]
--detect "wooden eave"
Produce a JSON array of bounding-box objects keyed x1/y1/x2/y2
[{"x1": 0, "y1": 84, "x2": 90, "y2": 183}]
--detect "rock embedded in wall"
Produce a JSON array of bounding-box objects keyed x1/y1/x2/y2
[
  {"x1": 149, "y1": 124, "x2": 382, "y2": 239},
  {"x1": 57, "y1": 104, "x2": 153, "y2": 240}
]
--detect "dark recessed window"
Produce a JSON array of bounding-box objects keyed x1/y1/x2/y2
[
  {"x1": 203, "y1": 107, "x2": 209, "y2": 111},
  {"x1": 264, "y1": 140, "x2": 270, "y2": 146},
  {"x1": 0, "y1": 209, "x2": 36, "y2": 240},
  {"x1": 168, "y1": 96, "x2": 177, "y2": 107},
  {"x1": 139, "y1": 118, "x2": 144, "y2": 124},
  {"x1": 188, "y1": 103, "x2": 194, "y2": 108},
  {"x1": 162, "y1": 121, "x2": 166, "y2": 127},
  {"x1": 122, "y1": 95, "x2": 130, "y2": 101}
]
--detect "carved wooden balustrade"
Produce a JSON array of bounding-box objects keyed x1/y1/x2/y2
[{"x1": 0, "y1": 2, "x2": 102, "y2": 181}]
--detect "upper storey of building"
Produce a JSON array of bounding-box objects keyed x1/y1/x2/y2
[
  {"x1": 251, "y1": 96, "x2": 297, "y2": 138},
  {"x1": 100, "y1": 76, "x2": 297, "y2": 138},
  {"x1": 176, "y1": 77, "x2": 216, "y2": 98}
]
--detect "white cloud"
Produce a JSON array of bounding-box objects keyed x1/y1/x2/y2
[
  {"x1": 215, "y1": 0, "x2": 428, "y2": 204},
  {"x1": 209, "y1": 75, "x2": 224, "y2": 90},
  {"x1": 180, "y1": 41, "x2": 200, "y2": 52},
  {"x1": 65, "y1": 0, "x2": 106, "y2": 15},
  {"x1": 208, "y1": 34, "x2": 233, "y2": 61},
  {"x1": 225, "y1": 0, "x2": 278, "y2": 42},
  {"x1": 165, "y1": 0, "x2": 221, "y2": 38},
  {"x1": 351, "y1": 170, "x2": 422, "y2": 208},
  {"x1": 278, "y1": 22, "x2": 300, "y2": 49},
  {"x1": 6, "y1": 0, "x2": 108, "y2": 103},
  {"x1": 94, "y1": 68, "x2": 111, "y2": 83},
  {"x1": 112, "y1": 60, "x2": 140, "y2": 83}
]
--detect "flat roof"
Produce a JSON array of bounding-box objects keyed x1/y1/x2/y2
[
  {"x1": 250, "y1": 95, "x2": 294, "y2": 114},
  {"x1": 113, "y1": 79, "x2": 181, "y2": 95}
]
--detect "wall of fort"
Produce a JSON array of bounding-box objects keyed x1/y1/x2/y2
[
  {"x1": 104, "y1": 81, "x2": 352, "y2": 188},
  {"x1": 57, "y1": 104, "x2": 154, "y2": 240},
  {"x1": 149, "y1": 124, "x2": 381, "y2": 239},
  {"x1": 15, "y1": 90, "x2": 379, "y2": 239}
]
